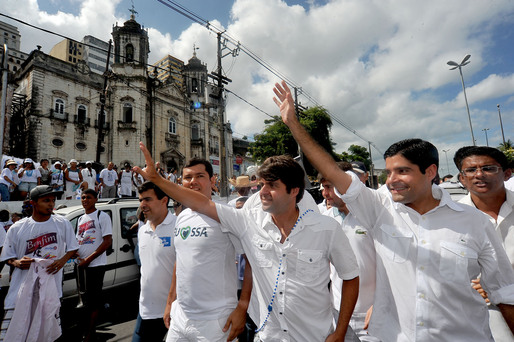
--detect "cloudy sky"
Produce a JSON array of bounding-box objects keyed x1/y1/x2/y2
[{"x1": 1, "y1": 0, "x2": 514, "y2": 173}]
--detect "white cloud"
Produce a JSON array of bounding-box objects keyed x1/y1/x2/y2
[{"x1": 2, "y1": 0, "x2": 514, "y2": 168}]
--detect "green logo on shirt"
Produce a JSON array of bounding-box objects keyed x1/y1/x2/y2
[{"x1": 180, "y1": 226, "x2": 191, "y2": 240}]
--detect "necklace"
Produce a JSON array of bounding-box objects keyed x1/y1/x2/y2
[{"x1": 255, "y1": 208, "x2": 314, "y2": 333}]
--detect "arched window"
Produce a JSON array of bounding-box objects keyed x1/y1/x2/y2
[
  {"x1": 77, "y1": 104, "x2": 87, "y2": 123},
  {"x1": 54, "y1": 99, "x2": 65, "y2": 115},
  {"x1": 123, "y1": 103, "x2": 133, "y2": 123},
  {"x1": 191, "y1": 78, "x2": 198, "y2": 93},
  {"x1": 191, "y1": 123, "x2": 199, "y2": 140},
  {"x1": 168, "y1": 117, "x2": 176, "y2": 134},
  {"x1": 126, "y1": 44, "x2": 134, "y2": 62}
]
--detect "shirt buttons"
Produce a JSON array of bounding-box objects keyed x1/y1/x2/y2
[
  {"x1": 419, "y1": 293, "x2": 425, "y2": 299},
  {"x1": 418, "y1": 322, "x2": 424, "y2": 327},
  {"x1": 279, "y1": 292, "x2": 283, "y2": 295},
  {"x1": 281, "y1": 272, "x2": 284, "y2": 275},
  {"x1": 421, "y1": 240, "x2": 427, "y2": 245},
  {"x1": 419, "y1": 266, "x2": 424, "y2": 271},
  {"x1": 279, "y1": 312, "x2": 283, "y2": 315}
]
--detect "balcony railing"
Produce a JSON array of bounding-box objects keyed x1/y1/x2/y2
[
  {"x1": 191, "y1": 138, "x2": 203, "y2": 145},
  {"x1": 73, "y1": 114, "x2": 90, "y2": 126},
  {"x1": 49, "y1": 109, "x2": 69, "y2": 121},
  {"x1": 94, "y1": 120, "x2": 110, "y2": 130},
  {"x1": 165, "y1": 132, "x2": 180, "y2": 144},
  {"x1": 117, "y1": 120, "x2": 137, "y2": 131}
]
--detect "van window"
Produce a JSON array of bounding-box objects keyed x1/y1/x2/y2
[{"x1": 120, "y1": 207, "x2": 139, "y2": 239}]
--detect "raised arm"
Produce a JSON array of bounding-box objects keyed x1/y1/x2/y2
[
  {"x1": 273, "y1": 80, "x2": 352, "y2": 195},
  {"x1": 134, "y1": 142, "x2": 219, "y2": 222}
]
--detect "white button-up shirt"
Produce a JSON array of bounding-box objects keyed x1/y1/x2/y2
[
  {"x1": 215, "y1": 203, "x2": 359, "y2": 342},
  {"x1": 337, "y1": 172, "x2": 514, "y2": 342}
]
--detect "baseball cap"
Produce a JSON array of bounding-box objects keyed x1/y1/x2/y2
[
  {"x1": 69, "y1": 159, "x2": 78, "y2": 164},
  {"x1": 54, "y1": 161, "x2": 62, "y2": 166},
  {"x1": 351, "y1": 161, "x2": 367, "y2": 174},
  {"x1": 86, "y1": 161, "x2": 92, "y2": 165},
  {"x1": 24, "y1": 158, "x2": 34, "y2": 164},
  {"x1": 30, "y1": 185, "x2": 62, "y2": 200}
]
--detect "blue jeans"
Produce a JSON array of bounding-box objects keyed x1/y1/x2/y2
[{"x1": 0, "y1": 184, "x2": 10, "y2": 201}]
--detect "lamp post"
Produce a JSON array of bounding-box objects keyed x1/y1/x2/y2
[
  {"x1": 442, "y1": 149, "x2": 451, "y2": 175},
  {"x1": 497, "y1": 104, "x2": 506, "y2": 146},
  {"x1": 447, "y1": 54, "x2": 475, "y2": 146},
  {"x1": 482, "y1": 128, "x2": 490, "y2": 146}
]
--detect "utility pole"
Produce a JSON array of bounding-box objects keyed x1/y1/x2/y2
[
  {"x1": 497, "y1": 104, "x2": 506, "y2": 146},
  {"x1": 96, "y1": 40, "x2": 112, "y2": 164},
  {"x1": 368, "y1": 141, "x2": 375, "y2": 189},
  {"x1": 0, "y1": 44, "x2": 8, "y2": 156}
]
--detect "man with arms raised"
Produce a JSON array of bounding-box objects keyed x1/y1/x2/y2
[
  {"x1": 163, "y1": 158, "x2": 249, "y2": 341},
  {"x1": 132, "y1": 181, "x2": 176, "y2": 342},
  {"x1": 0, "y1": 185, "x2": 78, "y2": 340},
  {"x1": 273, "y1": 80, "x2": 514, "y2": 341},
  {"x1": 136, "y1": 146, "x2": 359, "y2": 342},
  {"x1": 454, "y1": 146, "x2": 514, "y2": 341}
]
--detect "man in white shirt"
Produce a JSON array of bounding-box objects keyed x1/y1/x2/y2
[
  {"x1": 135, "y1": 145, "x2": 359, "y2": 342},
  {"x1": 0, "y1": 185, "x2": 78, "y2": 341},
  {"x1": 164, "y1": 158, "x2": 250, "y2": 342},
  {"x1": 273, "y1": 80, "x2": 514, "y2": 341},
  {"x1": 454, "y1": 146, "x2": 514, "y2": 341},
  {"x1": 76, "y1": 188, "x2": 113, "y2": 342},
  {"x1": 133, "y1": 181, "x2": 176, "y2": 342},
  {"x1": 319, "y1": 162, "x2": 378, "y2": 342},
  {"x1": 81, "y1": 161, "x2": 98, "y2": 192},
  {"x1": 99, "y1": 162, "x2": 118, "y2": 198}
]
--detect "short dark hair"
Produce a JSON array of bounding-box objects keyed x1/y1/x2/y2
[
  {"x1": 258, "y1": 155, "x2": 305, "y2": 203},
  {"x1": 82, "y1": 188, "x2": 98, "y2": 198},
  {"x1": 384, "y1": 139, "x2": 439, "y2": 174},
  {"x1": 138, "y1": 181, "x2": 170, "y2": 205},
  {"x1": 40, "y1": 158, "x2": 49, "y2": 164},
  {"x1": 453, "y1": 146, "x2": 509, "y2": 171},
  {"x1": 317, "y1": 161, "x2": 352, "y2": 183},
  {"x1": 183, "y1": 158, "x2": 213, "y2": 178}
]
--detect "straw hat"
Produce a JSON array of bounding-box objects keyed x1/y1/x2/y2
[
  {"x1": 229, "y1": 175, "x2": 258, "y2": 188},
  {"x1": 5, "y1": 160, "x2": 17, "y2": 167}
]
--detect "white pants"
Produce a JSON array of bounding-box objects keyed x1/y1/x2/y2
[{"x1": 166, "y1": 302, "x2": 233, "y2": 342}]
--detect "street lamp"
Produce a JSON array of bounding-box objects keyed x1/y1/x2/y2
[
  {"x1": 447, "y1": 54, "x2": 475, "y2": 146},
  {"x1": 497, "y1": 104, "x2": 506, "y2": 145},
  {"x1": 442, "y1": 149, "x2": 451, "y2": 175},
  {"x1": 482, "y1": 128, "x2": 490, "y2": 146}
]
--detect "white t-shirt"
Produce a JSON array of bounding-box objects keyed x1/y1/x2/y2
[
  {"x1": 18, "y1": 168, "x2": 41, "y2": 183},
  {"x1": 138, "y1": 211, "x2": 177, "y2": 319},
  {"x1": 0, "y1": 168, "x2": 14, "y2": 186},
  {"x1": 100, "y1": 169, "x2": 117, "y2": 187},
  {"x1": 215, "y1": 204, "x2": 359, "y2": 341},
  {"x1": 173, "y1": 207, "x2": 241, "y2": 320},
  {"x1": 76, "y1": 210, "x2": 113, "y2": 267},
  {"x1": 0, "y1": 215, "x2": 79, "y2": 309},
  {"x1": 81, "y1": 168, "x2": 97, "y2": 191}
]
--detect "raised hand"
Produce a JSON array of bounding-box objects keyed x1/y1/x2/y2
[{"x1": 273, "y1": 80, "x2": 298, "y2": 126}]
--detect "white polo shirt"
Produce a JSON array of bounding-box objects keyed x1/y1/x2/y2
[
  {"x1": 0, "y1": 215, "x2": 79, "y2": 309},
  {"x1": 173, "y1": 207, "x2": 240, "y2": 320},
  {"x1": 337, "y1": 171, "x2": 514, "y2": 342},
  {"x1": 323, "y1": 208, "x2": 376, "y2": 315},
  {"x1": 138, "y1": 211, "x2": 176, "y2": 319},
  {"x1": 215, "y1": 203, "x2": 359, "y2": 342}
]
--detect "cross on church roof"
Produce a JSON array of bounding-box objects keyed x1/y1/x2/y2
[
  {"x1": 193, "y1": 44, "x2": 199, "y2": 57},
  {"x1": 129, "y1": 0, "x2": 138, "y2": 19}
]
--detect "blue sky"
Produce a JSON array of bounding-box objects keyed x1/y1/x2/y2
[{"x1": 2, "y1": 0, "x2": 514, "y2": 173}]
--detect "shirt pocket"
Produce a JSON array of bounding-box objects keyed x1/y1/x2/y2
[
  {"x1": 252, "y1": 235, "x2": 273, "y2": 268},
  {"x1": 378, "y1": 224, "x2": 413, "y2": 263},
  {"x1": 440, "y1": 241, "x2": 478, "y2": 284},
  {"x1": 296, "y1": 249, "x2": 323, "y2": 283}
]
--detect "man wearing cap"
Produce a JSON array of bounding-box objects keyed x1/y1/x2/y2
[
  {"x1": 0, "y1": 160, "x2": 18, "y2": 201},
  {"x1": 65, "y1": 159, "x2": 83, "y2": 200},
  {"x1": 82, "y1": 161, "x2": 98, "y2": 192},
  {"x1": 99, "y1": 162, "x2": 118, "y2": 198},
  {"x1": 350, "y1": 161, "x2": 369, "y2": 185},
  {"x1": 227, "y1": 176, "x2": 254, "y2": 207},
  {"x1": 17, "y1": 158, "x2": 41, "y2": 200},
  {"x1": 0, "y1": 185, "x2": 78, "y2": 340}
]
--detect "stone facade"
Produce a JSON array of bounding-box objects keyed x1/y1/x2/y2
[{"x1": 8, "y1": 16, "x2": 232, "y2": 175}]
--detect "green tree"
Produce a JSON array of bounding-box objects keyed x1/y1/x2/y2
[
  {"x1": 249, "y1": 106, "x2": 336, "y2": 176},
  {"x1": 499, "y1": 139, "x2": 514, "y2": 165},
  {"x1": 336, "y1": 144, "x2": 371, "y2": 170}
]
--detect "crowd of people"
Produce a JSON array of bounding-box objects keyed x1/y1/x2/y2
[{"x1": 0, "y1": 80, "x2": 513, "y2": 342}]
